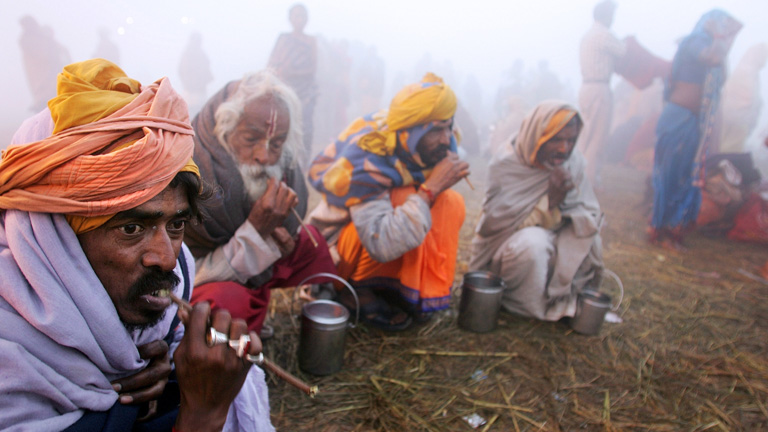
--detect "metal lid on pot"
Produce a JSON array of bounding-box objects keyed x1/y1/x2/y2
[{"x1": 302, "y1": 300, "x2": 349, "y2": 326}]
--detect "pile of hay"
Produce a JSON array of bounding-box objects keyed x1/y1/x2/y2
[{"x1": 263, "y1": 161, "x2": 768, "y2": 431}]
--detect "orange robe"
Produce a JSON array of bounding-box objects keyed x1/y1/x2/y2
[{"x1": 336, "y1": 187, "x2": 465, "y2": 312}]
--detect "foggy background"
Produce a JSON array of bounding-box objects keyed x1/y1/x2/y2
[{"x1": 2, "y1": 0, "x2": 767, "y2": 167}]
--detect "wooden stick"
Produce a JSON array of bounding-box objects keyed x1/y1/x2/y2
[
  {"x1": 171, "y1": 293, "x2": 193, "y2": 313},
  {"x1": 464, "y1": 177, "x2": 475, "y2": 190},
  {"x1": 169, "y1": 293, "x2": 318, "y2": 397},
  {"x1": 261, "y1": 357, "x2": 318, "y2": 397},
  {"x1": 410, "y1": 349, "x2": 517, "y2": 357},
  {"x1": 291, "y1": 207, "x2": 318, "y2": 248}
]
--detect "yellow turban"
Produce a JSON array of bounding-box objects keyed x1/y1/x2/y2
[
  {"x1": 0, "y1": 59, "x2": 200, "y2": 234},
  {"x1": 357, "y1": 72, "x2": 457, "y2": 156}
]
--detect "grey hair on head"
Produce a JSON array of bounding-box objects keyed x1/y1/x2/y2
[{"x1": 214, "y1": 69, "x2": 304, "y2": 168}]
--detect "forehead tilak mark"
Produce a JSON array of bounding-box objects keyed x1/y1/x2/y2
[{"x1": 264, "y1": 106, "x2": 278, "y2": 150}]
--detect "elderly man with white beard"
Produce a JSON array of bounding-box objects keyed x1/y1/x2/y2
[{"x1": 183, "y1": 70, "x2": 336, "y2": 336}]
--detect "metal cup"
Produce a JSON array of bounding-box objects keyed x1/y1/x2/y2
[
  {"x1": 458, "y1": 271, "x2": 505, "y2": 333},
  {"x1": 570, "y1": 290, "x2": 612, "y2": 335},
  {"x1": 293, "y1": 273, "x2": 359, "y2": 376}
]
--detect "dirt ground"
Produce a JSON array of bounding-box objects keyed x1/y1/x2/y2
[{"x1": 262, "y1": 157, "x2": 768, "y2": 431}]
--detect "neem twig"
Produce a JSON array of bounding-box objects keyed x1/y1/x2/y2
[{"x1": 169, "y1": 293, "x2": 318, "y2": 397}]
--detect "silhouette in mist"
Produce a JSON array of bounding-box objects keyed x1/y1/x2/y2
[
  {"x1": 577, "y1": 0, "x2": 626, "y2": 186},
  {"x1": 178, "y1": 31, "x2": 214, "y2": 116},
  {"x1": 352, "y1": 45, "x2": 385, "y2": 117},
  {"x1": 720, "y1": 43, "x2": 768, "y2": 153},
  {"x1": 314, "y1": 37, "x2": 351, "y2": 152},
  {"x1": 530, "y1": 60, "x2": 564, "y2": 103},
  {"x1": 268, "y1": 3, "x2": 318, "y2": 162},
  {"x1": 18, "y1": 15, "x2": 71, "y2": 112},
  {"x1": 92, "y1": 27, "x2": 120, "y2": 65}
]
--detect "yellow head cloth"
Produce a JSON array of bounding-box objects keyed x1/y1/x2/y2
[
  {"x1": 357, "y1": 72, "x2": 457, "y2": 156},
  {"x1": 50, "y1": 60, "x2": 142, "y2": 134}
]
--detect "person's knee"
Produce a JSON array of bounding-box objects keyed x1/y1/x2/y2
[
  {"x1": 502, "y1": 228, "x2": 553, "y2": 266},
  {"x1": 433, "y1": 189, "x2": 466, "y2": 222},
  {"x1": 436, "y1": 189, "x2": 464, "y2": 209}
]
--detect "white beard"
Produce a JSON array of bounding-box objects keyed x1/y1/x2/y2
[{"x1": 239, "y1": 162, "x2": 285, "y2": 202}]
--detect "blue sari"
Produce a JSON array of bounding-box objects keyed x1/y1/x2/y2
[{"x1": 651, "y1": 9, "x2": 736, "y2": 231}]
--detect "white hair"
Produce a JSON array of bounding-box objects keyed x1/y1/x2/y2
[{"x1": 214, "y1": 69, "x2": 304, "y2": 170}]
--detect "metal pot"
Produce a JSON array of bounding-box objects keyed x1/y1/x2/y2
[
  {"x1": 457, "y1": 271, "x2": 505, "y2": 333},
  {"x1": 293, "y1": 273, "x2": 359, "y2": 376}
]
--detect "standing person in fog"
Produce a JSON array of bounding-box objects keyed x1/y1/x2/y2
[
  {"x1": 470, "y1": 101, "x2": 604, "y2": 321},
  {"x1": 178, "y1": 32, "x2": 215, "y2": 116},
  {"x1": 649, "y1": 9, "x2": 742, "y2": 251},
  {"x1": 18, "y1": 15, "x2": 71, "y2": 112},
  {"x1": 578, "y1": 0, "x2": 626, "y2": 186},
  {"x1": 268, "y1": 3, "x2": 318, "y2": 163}
]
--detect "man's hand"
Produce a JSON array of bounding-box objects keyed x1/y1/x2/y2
[
  {"x1": 111, "y1": 340, "x2": 171, "y2": 406},
  {"x1": 271, "y1": 226, "x2": 296, "y2": 258},
  {"x1": 247, "y1": 178, "x2": 298, "y2": 238},
  {"x1": 548, "y1": 167, "x2": 575, "y2": 210},
  {"x1": 422, "y1": 152, "x2": 470, "y2": 196},
  {"x1": 173, "y1": 303, "x2": 262, "y2": 432}
]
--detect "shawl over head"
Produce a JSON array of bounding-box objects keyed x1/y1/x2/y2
[
  {"x1": 470, "y1": 101, "x2": 603, "y2": 299},
  {"x1": 308, "y1": 72, "x2": 458, "y2": 209},
  {"x1": 0, "y1": 58, "x2": 199, "y2": 233},
  {"x1": 0, "y1": 211, "x2": 191, "y2": 430},
  {"x1": 182, "y1": 79, "x2": 308, "y2": 260}
]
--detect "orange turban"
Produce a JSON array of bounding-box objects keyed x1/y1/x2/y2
[{"x1": 0, "y1": 59, "x2": 199, "y2": 233}]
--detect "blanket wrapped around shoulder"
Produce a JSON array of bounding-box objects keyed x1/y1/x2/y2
[
  {"x1": 183, "y1": 80, "x2": 308, "y2": 260},
  {"x1": 470, "y1": 143, "x2": 604, "y2": 300},
  {"x1": 0, "y1": 210, "x2": 187, "y2": 431}
]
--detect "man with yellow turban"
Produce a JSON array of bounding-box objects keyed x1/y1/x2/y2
[
  {"x1": 0, "y1": 59, "x2": 274, "y2": 431},
  {"x1": 469, "y1": 101, "x2": 604, "y2": 321},
  {"x1": 308, "y1": 73, "x2": 470, "y2": 331}
]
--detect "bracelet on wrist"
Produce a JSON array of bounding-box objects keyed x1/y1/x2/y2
[{"x1": 419, "y1": 183, "x2": 435, "y2": 204}]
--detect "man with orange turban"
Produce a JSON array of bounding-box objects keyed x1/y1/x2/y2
[
  {"x1": 0, "y1": 59, "x2": 273, "y2": 431},
  {"x1": 307, "y1": 73, "x2": 470, "y2": 331},
  {"x1": 469, "y1": 101, "x2": 604, "y2": 321}
]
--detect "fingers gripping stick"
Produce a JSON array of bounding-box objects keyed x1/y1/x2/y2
[
  {"x1": 206, "y1": 328, "x2": 317, "y2": 397},
  {"x1": 170, "y1": 293, "x2": 318, "y2": 397},
  {"x1": 206, "y1": 328, "x2": 265, "y2": 364}
]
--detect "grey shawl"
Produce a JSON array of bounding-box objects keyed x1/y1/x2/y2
[
  {"x1": 183, "y1": 80, "x2": 307, "y2": 266},
  {"x1": 469, "y1": 101, "x2": 604, "y2": 299}
]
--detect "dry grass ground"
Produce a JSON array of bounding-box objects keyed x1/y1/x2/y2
[{"x1": 262, "y1": 157, "x2": 768, "y2": 431}]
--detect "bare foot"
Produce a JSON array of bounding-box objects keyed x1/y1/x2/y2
[
  {"x1": 657, "y1": 237, "x2": 686, "y2": 253},
  {"x1": 297, "y1": 284, "x2": 315, "y2": 302}
]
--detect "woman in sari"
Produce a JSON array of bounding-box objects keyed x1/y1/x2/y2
[{"x1": 649, "y1": 9, "x2": 742, "y2": 250}]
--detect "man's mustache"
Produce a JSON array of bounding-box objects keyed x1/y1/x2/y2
[{"x1": 129, "y1": 269, "x2": 180, "y2": 299}]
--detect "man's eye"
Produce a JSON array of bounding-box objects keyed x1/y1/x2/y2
[
  {"x1": 169, "y1": 219, "x2": 187, "y2": 233},
  {"x1": 119, "y1": 224, "x2": 143, "y2": 235}
]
